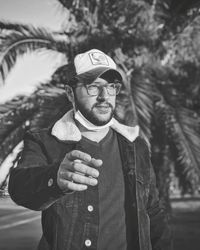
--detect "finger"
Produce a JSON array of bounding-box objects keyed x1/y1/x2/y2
[
  {"x1": 74, "y1": 158, "x2": 102, "y2": 169},
  {"x1": 68, "y1": 182, "x2": 88, "y2": 191},
  {"x1": 73, "y1": 161, "x2": 99, "y2": 178},
  {"x1": 60, "y1": 179, "x2": 88, "y2": 192},
  {"x1": 59, "y1": 159, "x2": 74, "y2": 171},
  {"x1": 68, "y1": 150, "x2": 92, "y2": 162},
  {"x1": 64, "y1": 172, "x2": 98, "y2": 186},
  {"x1": 72, "y1": 173, "x2": 98, "y2": 186},
  {"x1": 90, "y1": 158, "x2": 103, "y2": 168}
]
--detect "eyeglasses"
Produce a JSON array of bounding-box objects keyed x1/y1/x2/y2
[{"x1": 76, "y1": 83, "x2": 122, "y2": 96}]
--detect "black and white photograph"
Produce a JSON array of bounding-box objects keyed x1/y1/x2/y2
[{"x1": 0, "y1": 1, "x2": 200, "y2": 250}]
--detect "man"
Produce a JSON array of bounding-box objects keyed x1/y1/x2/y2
[{"x1": 9, "y1": 49, "x2": 170, "y2": 250}]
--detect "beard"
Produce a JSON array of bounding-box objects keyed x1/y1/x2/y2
[{"x1": 74, "y1": 96, "x2": 114, "y2": 126}]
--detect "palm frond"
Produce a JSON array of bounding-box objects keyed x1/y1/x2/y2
[
  {"x1": 0, "y1": 20, "x2": 31, "y2": 33},
  {"x1": 0, "y1": 122, "x2": 27, "y2": 166},
  {"x1": 0, "y1": 83, "x2": 71, "y2": 166},
  {"x1": 113, "y1": 49, "x2": 154, "y2": 138},
  {"x1": 175, "y1": 108, "x2": 200, "y2": 174},
  {"x1": 130, "y1": 68, "x2": 155, "y2": 139},
  {"x1": 0, "y1": 83, "x2": 71, "y2": 190},
  {"x1": 30, "y1": 84, "x2": 71, "y2": 129},
  {"x1": 0, "y1": 96, "x2": 38, "y2": 143},
  {"x1": 156, "y1": 100, "x2": 200, "y2": 190},
  {"x1": 57, "y1": 0, "x2": 74, "y2": 10},
  {"x1": 0, "y1": 95, "x2": 39, "y2": 165},
  {"x1": 0, "y1": 24, "x2": 69, "y2": 80}
]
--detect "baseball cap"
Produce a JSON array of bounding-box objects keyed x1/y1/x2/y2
[{"x1": 66, "y1": 49, "x2": 122, "y2": 86}]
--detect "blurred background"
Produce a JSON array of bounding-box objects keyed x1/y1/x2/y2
[{"x1": 0, "y1": 0, "x2": 200, "y2": 249}]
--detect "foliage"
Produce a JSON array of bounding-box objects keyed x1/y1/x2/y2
[
  {"x1": 0, "y1": 85, "x2": 70, "y2": 164},
  {"x1": 0, "y1": 22, "x2": 69, "y2": 80},
  {"x1": 1, "y1": 0, "x2": 200, "y2": 196}
]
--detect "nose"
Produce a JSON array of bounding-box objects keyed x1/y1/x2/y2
[{"x1": 97, "y1": 86, "x2": 109, "y2": 101}]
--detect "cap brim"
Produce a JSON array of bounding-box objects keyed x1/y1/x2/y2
[{"x1": 76, "y1": 67, "x2": 122, "y2": 84}]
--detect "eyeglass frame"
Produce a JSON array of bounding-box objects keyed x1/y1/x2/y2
[{"x1": 73, "y1": 82, "x2": 122, "y2": 96}]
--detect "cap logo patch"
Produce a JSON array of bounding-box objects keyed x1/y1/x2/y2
[{"x1": 89, "y1": 52, "x2": 109, "y2": 66}]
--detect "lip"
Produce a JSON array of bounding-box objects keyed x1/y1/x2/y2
[
  {"x1": 94, "y1": 105, "x2": 111, "y2": 113},
  {"x1": 95, "y1": 105, "x2": 110, "y2": 108},
  {"x1": 95, "y1": 103, "x2": 112, "y2": 108}
]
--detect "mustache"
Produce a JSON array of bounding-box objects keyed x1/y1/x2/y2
[{"x1": 93, "y1": 102, "x2": 113, "y2": 109}]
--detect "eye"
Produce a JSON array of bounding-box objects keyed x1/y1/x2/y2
[
  {"x1": 107, "y1": 83, "x2": 115, "y2": 88},
  {"x1": 87, "y1": 84, "x2": 98, "y2": 90}
]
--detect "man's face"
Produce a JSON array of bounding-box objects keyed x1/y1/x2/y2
[{"x1": 73, "y1": 77, "x2": 116, "y2": 126}]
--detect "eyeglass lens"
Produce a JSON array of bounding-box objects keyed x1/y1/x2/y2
[{"x1": 87, "y1": 83, "x2": 121, "y2": 96}]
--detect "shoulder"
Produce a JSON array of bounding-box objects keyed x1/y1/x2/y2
[
  {"x1": 116, "y1": 130, "x2": 149, "y2": 150},
  {"x1": 135, "y1": 135, "x2": 151, "y2": 157},
  {"x1": 24, "y1": 128, "x2": 51, "y2": 141},
  {"x1": 23, "y1": 128, "x2": 64, "y2": 148},
  {"x1": 135, "y1": 135, "x2": 150, "y2": 151},
  {"x1": 23, "y1": 128, "x2": 75, "y2": 158}
]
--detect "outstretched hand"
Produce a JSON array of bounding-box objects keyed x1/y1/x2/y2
[{"x1": 57, "y1": 150, "x2": 102, "y2": 192}]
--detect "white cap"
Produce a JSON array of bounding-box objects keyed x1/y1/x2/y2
[{"x1": 74, "y1": 49, "x2": 122, "y2": 84}]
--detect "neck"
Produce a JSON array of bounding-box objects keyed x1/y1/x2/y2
[
  {"x1": 74, "y1": 109, "x2": 112, "y2": 142},
  {"x1": 74, "y1": 109, "x2": 113, "y2": 131},
  {"x1": 75, "y1": 120, "x2": 110, "y2": 142}
]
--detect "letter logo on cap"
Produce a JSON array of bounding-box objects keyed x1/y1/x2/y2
[{"x1": 89, "y1": 52, "x2": 109, "y2": 66}]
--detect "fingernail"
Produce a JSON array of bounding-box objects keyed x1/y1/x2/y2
[
  {"x1": 91, "y1": 179, "x2": 98, "y2": 186},
  {"x1": 94, "y1": 171, "x2": 99, "y2": 178}
]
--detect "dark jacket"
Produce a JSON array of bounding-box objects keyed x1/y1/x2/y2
[{"x1": 8, "y1": 127, "x2": 170, "y2": 250}]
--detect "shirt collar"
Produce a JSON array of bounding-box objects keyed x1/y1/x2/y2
[{"x1": 51, "y1": 109, "x2": 139, "y2": 142}]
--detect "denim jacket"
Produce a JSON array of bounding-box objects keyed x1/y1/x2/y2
[{"x1": 8, "y1": 112, "x2": 170, "y2": 250}]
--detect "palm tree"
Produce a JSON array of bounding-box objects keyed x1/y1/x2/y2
[{"x1": 1, "y1": 0, "x2": 200, "y2": 202}]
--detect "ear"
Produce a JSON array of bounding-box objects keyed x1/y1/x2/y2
[{"x1": 65, "y1": 85, "x2": 75, "y2": 103}]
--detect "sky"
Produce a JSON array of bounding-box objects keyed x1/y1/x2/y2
[
  {"x1": 0, "y1": 0, "x2": 68, "y2": 103},
  {"x1": 0, "y1": 0, "x2": 67, "y2": 30}
]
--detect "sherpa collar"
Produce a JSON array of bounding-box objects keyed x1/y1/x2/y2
[{"x1": 51, "y1": 109, "x2": 139, "y2": 142}]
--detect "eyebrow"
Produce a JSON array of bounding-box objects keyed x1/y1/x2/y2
[
  {"x1": 91, "y1": 81, "x2": 114, "y2": 84},
  {"x1": 92, "y1": 79, "x2": 120, "y2": 84}
]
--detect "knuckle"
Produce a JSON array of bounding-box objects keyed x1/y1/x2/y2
[
  {"x1": 72, "y1": 161, "x2": 76, "y2": 169},
  {"x1": 71, "y1": 173, "x2": 76, "y2": 180},
  {"x1": 58, "y1": 170, "x2": 63, "y2": 178},
  {"x1": 80, "y1": 164, "x2": 87, "y2": 173},
  {"x1": 76, "y1": 163, "x2": 88, "y2": 174},
  {"x1": 73, "y1": 149, "x2": 79, "y2": 155},
  {"x1": 77, "y1": 174, "x2": 84, "y2": 183},
  {"x1": 73, "y1": 161, "x2": 81, "y2": 169},
  {"x1": 76, "y1": 165, "x2": 84, "y2": 174},
  {"x1": 69, "y1": 150, "x2": 78, "y2": 158}
]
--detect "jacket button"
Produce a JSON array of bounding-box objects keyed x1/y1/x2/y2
[
  {"x1": 48, "y1": 178, "x2": 53, "y2": 187},
  {"x1": 87, "y1": 205, "x2": 94, "y2": 212},
  {"x1": 85, "y1": 239, "x2": 91, "y2": 247}
]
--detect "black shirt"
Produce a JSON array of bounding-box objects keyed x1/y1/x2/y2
[{"x1": 78, "y1": 129, "x2": 127, "y2": 250}]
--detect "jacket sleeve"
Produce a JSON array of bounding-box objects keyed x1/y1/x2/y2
[
  {"x1": 8, "y1": 131, "x2": 65, "y2": 211},
  {"x1": 147, "y1": 156, "x2": 172, "y2": 250}
]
